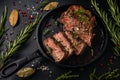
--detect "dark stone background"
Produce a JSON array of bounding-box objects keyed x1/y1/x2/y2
[{"x1": 0, "y1": 0, "x2": 120, "y2": 80}]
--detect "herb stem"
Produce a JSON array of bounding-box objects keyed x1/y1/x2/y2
[
  {"x1": 89, "y1": 68, "x2": 120, "y2": 80},
  {"x1": 107, "y1": 0, "x2": 120, "y2": 27},
  {"x1": 0, "y1": 14, "x2": 42, "y2": 69},
  {"x1": 0, "y1": 6, "x2": 7, "y2": 45},
  {"x1": 56, "y1": 71, "x2": 79, "y2": 80},
  {"x1": 91, "y1": 0, "x2": 120, "y2": 56},
  {"x1": 37, "y1": 0, "x2": 49, "y2": 10}
]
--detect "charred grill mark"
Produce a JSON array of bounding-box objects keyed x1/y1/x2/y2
[
  {"x1": 53, "y1": 32, "x2": 74, "y2": 56},
  {"x1": 64, "y1": 31, "x2": 79, "y2": 50},
  {"x1": 51, "y1": 37, "x2": 69, "y2": 55},
  {"x1": 62, "y1": 31, "x2": 74, "y2": 48},
  {"x1": 43, "y1": 38, "x2": 66, "y2": 62}
]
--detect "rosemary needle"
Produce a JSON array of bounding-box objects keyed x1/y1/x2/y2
[
  {"x1": 89, "y1": 68, "x2": 120, "y2": 80},
  {"x1": 36, "y1": 0, "x2": 49, "y2": 10},
  {"x1": 0, "y1": 14, "x2": 42, "y2": 69},
  {"x1": 107, "y1": 0, "x2": 120, "y2": 27},
  {"x1": 56, "y1": 71, "x2": 79, "y2": 80},
  {"x1": 91, "y1": 0, "x2": 120, "y2": 56},
  {"x1": 0, "y1": 6, "x2": 7, "y2": 46}
]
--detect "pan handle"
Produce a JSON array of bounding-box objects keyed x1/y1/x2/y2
[{"x1": 0, "y1": 50, "x2": 41, "y2": 78}]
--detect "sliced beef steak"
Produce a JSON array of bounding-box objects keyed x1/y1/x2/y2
[
  {"x1": 64, "y1": 31, "x2": 86, "y2": 55},
  {"x1": 43, "y1": 38, "x2": 66, "y2": 62},
  {"x1": 43, "y1": 5, "x2": 96, "y2": 63},
  {"x1": 73, "y1": 23, "x2": 94, "y2": 46},
  {"x1": 53, "y1": 32, "x2": 74, "y2": 57},
  {"x1": 60, "y1": 5, "x2": 96, "y2": 46}
]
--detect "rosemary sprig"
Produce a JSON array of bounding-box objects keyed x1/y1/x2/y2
[
  {"x1": 36, "y1": 0, "x2": 49, "y2": 10},
  {"x1": 56, "y1": 71, "x2": 79, "y2": 80},
  {"x1": 98, "y1": 69, "x2": 119, "y2": 80},
  {"x1": 89, "y1": 69, "x2": 97, "y2": 80},
  {"x1": 0, "y1": 14, "x2": 42, "y2": 69},
  {"x1": 89, "y1": 68, "x2": 120, "y2": 80},
  {"x1": 91, "y1": 0, "x2": 120, "y2": 56},
  {"x1": 107, "y1": 0, "x2": 120, "y2": 27},
  {"x1": 0, "y1": 6, "x2": 7, "y2": 45}
]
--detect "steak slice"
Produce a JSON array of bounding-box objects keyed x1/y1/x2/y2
[
  {"x1": 43, "y1": 38, "x2": 66, "y2": 62},
  {"x1": 62, "y1": 17, "x2": 80, "y2": 31},
  {"x1": 53, "y1": 32, "x2": 74, "y2": 57},
  {"x1": 59, "y1": 5, "x2": 96, "y2": 46},
  {"x1": 64, "y1": 31, "x2": 86, "y2": 55},
  {"x1": 73, "y1": 23, "x2": 94, "y2": 46}
]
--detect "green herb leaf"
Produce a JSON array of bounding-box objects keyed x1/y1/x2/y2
[
  {"x1": 37, "y1": 0, "x2": 49, "y2": 10},
  {"x1": 56, "y1": 71, "x2": 79, "y2": 80},
  {"x1": 89, "y1": 68, "x2": 120, "y2": 80},
  {"x1": 91, "y1": 48, "x2": 94, "y2": 56},
  {"x1": 43, "y1": 28, "x2": 51, "y2": 35},
  {"x1": 72, "y1": 32, "x2": 79, "y2": 39},
  {"x1": 107, "y1": 0, "x2": 120, "y2": 27},
  {"x1": 0, "y1": 6, "x2": 7, "y2": 46},
  {"x1": 91, "y1": 0, "x2": 120, "y2": 56},
  {"x1": 0, "y1": 14, "x2": 42, "y2": 69}
]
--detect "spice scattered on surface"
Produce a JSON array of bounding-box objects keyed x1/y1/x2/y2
[
  {"x1": 18, "y1": 1, "x2": 21, "y2": 5},
  {"x1": 33, "y1": 36, "x2": 37, "y2": 40},
  {"x1": 45, "y1": 22, "x2": 51, "y2": 27},
  {"x1": 109, "y1": 59, "x2": 113, "y2": 64},
  {"x1": 52, "y1": 30, "x2": 54, "y2": 32},
  {"x1": 21, "y1": 11, "x2": 27, "y2": 17},
  {"x1": 12, "y1": 2, "x2": 16, "y2": 6},
  {"x1": 31, "y1": 64, "x2": 34, "y2": 67},
  {"x1": 49, "y1": 70, "x2": 52, "y2": 74},
  {"x1": 28, "y1": 15, "x2": 34, "y2": 19},
  {"x1": 37, "y1": 65, "x2": 49, "y2": 71},
  {"x1": 10, "y1": 31, "x2": 14, "y2": 35},
  {"x1": 99, "y1": 63, "x2": 104, "y2": 68}
]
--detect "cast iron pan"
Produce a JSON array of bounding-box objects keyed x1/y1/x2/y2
[{"x1": 0, "y1": 4, "x2": 108, "y2": 77}]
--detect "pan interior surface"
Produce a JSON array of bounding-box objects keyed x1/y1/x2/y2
[{"x1": 37, "y1": 4, "x2": 108, "y2": 67}]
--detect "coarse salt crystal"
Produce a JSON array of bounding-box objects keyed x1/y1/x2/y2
[
  {"x1": 37, "y1": 65, "x2": 49, "y2": 71},
  {"x1": 31, "y1": 64, "x2": 34, "y2": 67}
]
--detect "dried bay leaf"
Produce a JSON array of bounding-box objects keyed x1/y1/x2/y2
[
  {"x1": 43, "y1": 2, "x2": 59, "y2": 11},
  {"x1": 9, "y1": 9, "x2": 18, "y2": 27},
  {"x1": 16, "y1": 67, "x2": 35, "y2": 78}
]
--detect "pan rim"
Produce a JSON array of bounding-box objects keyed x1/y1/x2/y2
[{"x1": 36, "y1": 4, "x2": 108, "y2": 68}]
